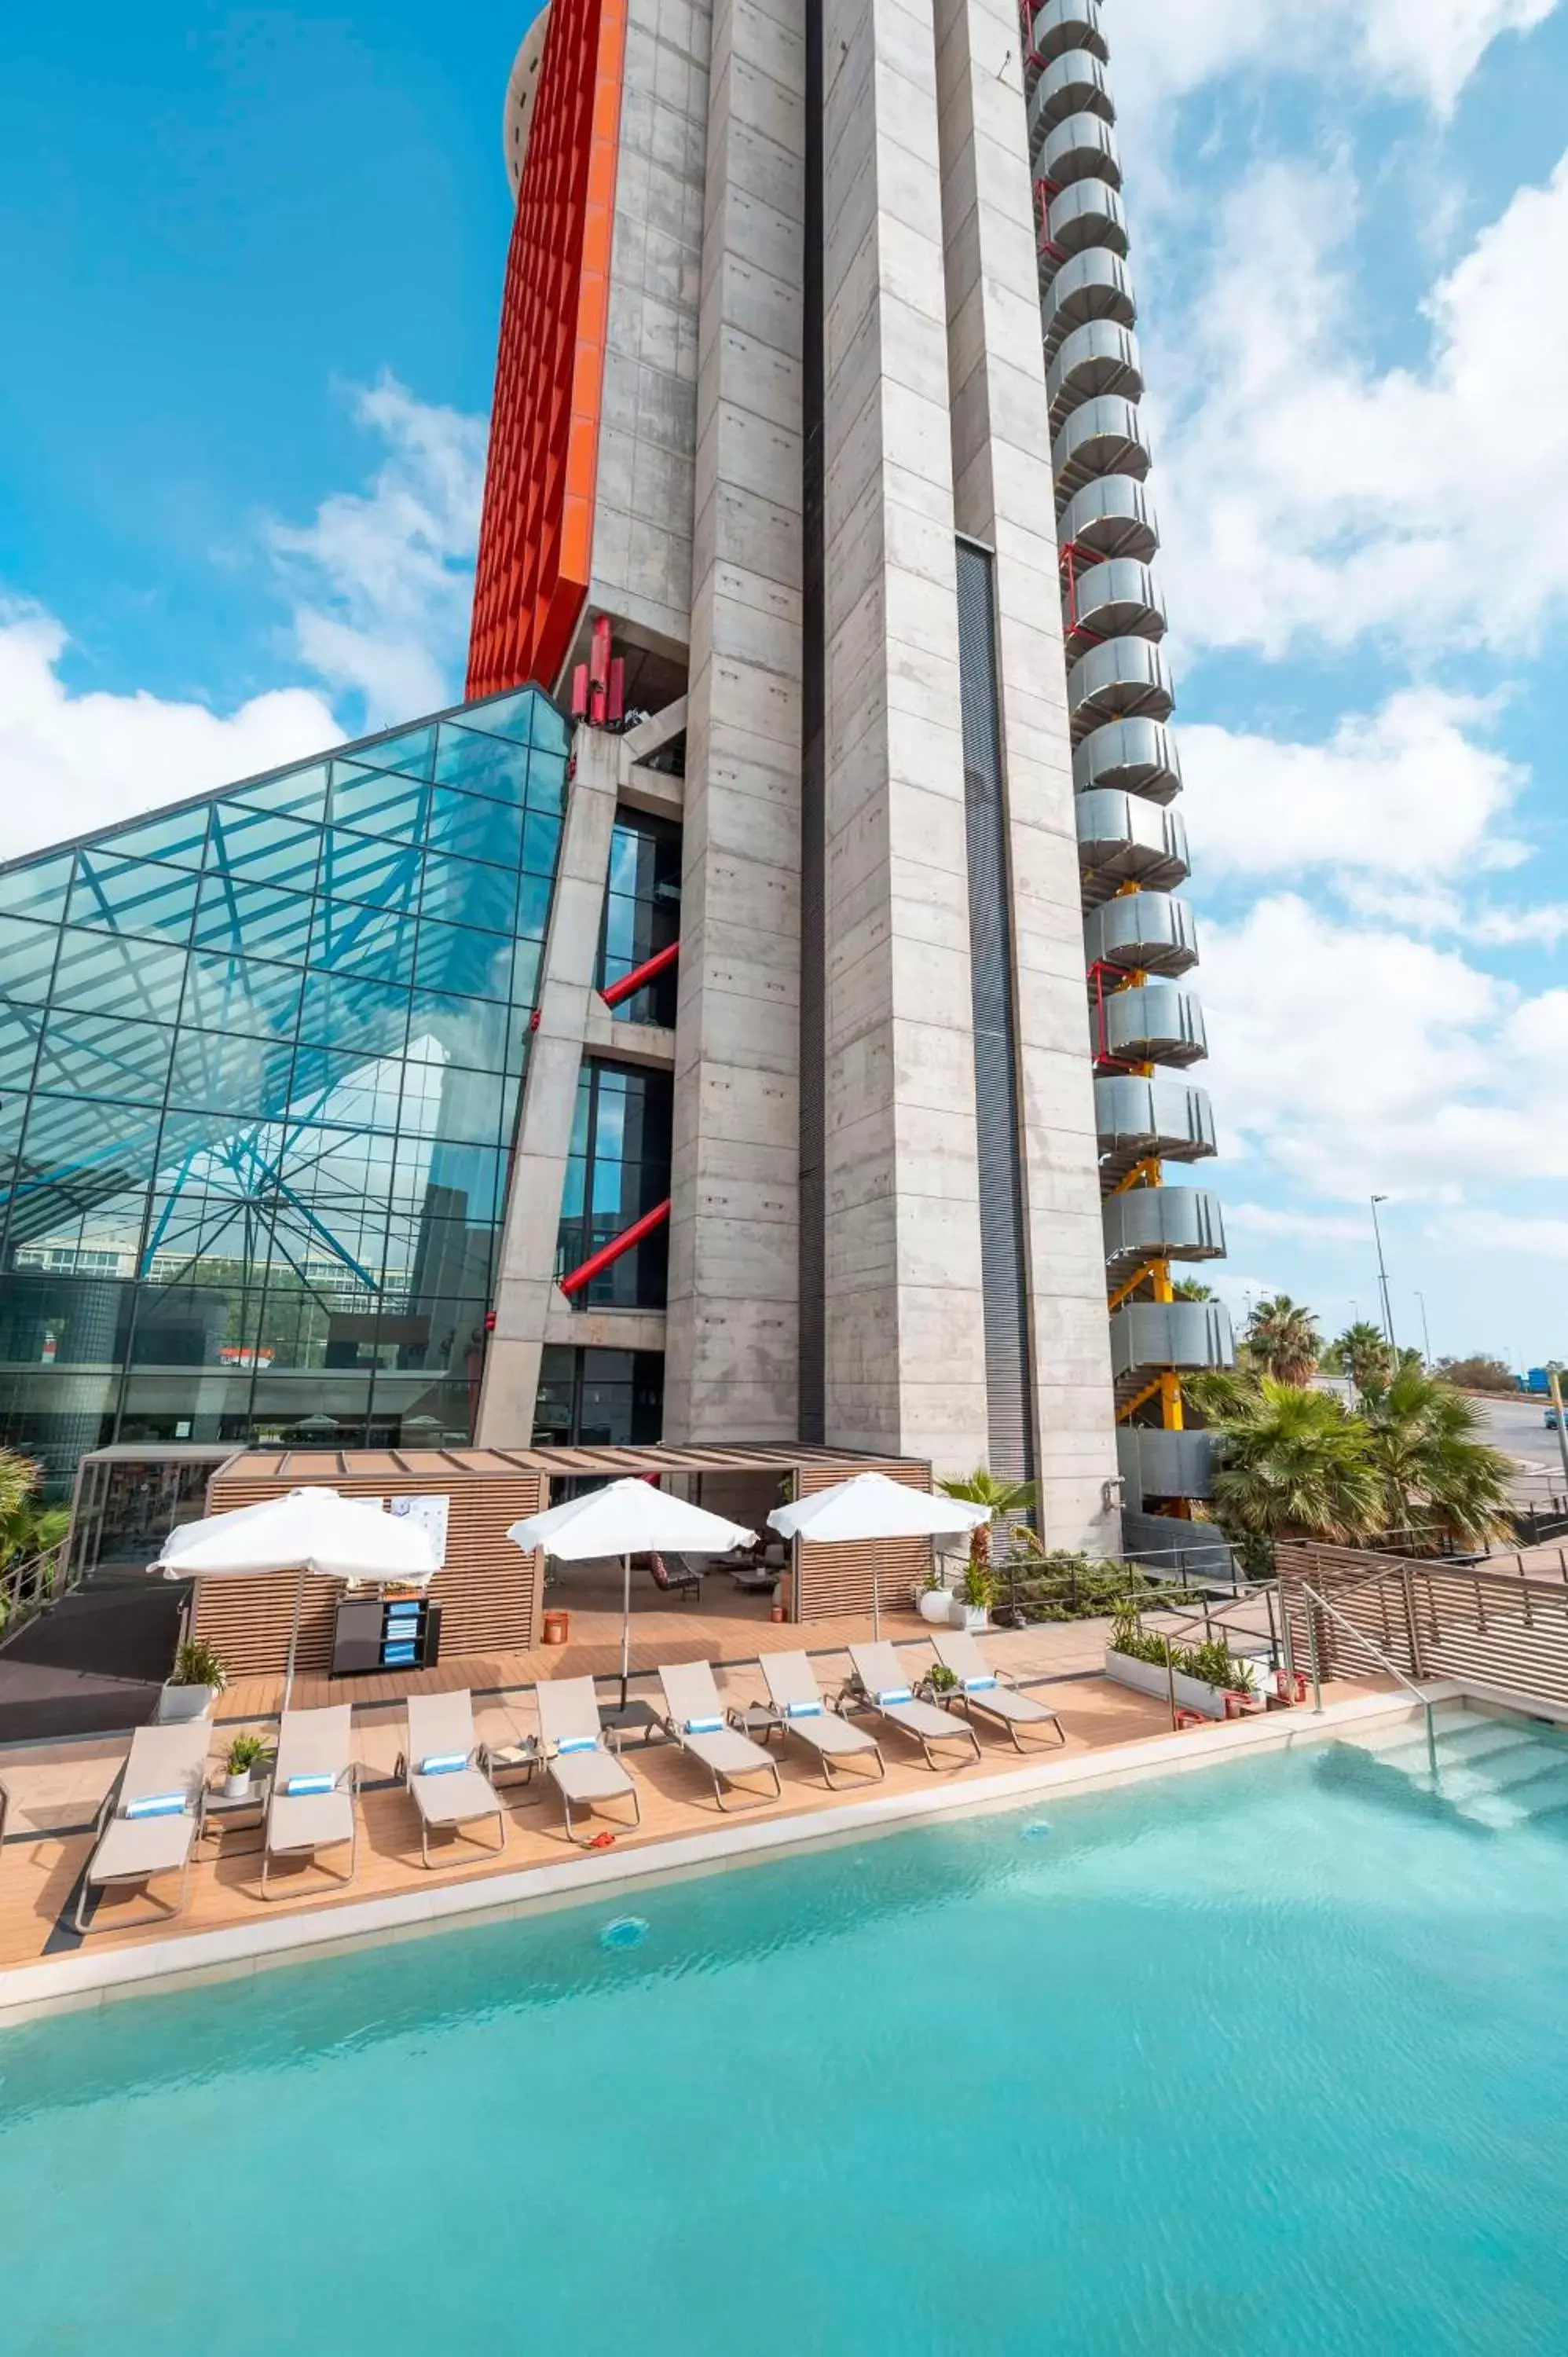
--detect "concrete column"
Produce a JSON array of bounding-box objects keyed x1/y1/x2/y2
[
  {"x1": 665, "y1": 0, "x2": 806, "y2": 1442},
  {"x1": 818, "y1": 0, "x2": 989, "y2": 1476},
  {"x1": 474, "y1": 725, "x2": 621, "y2": 1446},
  {"x1": 933, "y1": 0, "x2": 1120, "y2": 1545}
]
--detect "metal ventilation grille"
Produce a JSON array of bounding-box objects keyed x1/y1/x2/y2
[{"x1": 954, "y1": 538, "x2": 1035, "y2": 1484}]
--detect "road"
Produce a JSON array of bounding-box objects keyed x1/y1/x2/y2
[{"x1": 1474, "y1": 1392, "x2": 1568, "y2": 1508}]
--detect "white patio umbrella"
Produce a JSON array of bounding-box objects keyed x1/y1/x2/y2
[
  {"x1": 154, "y1": 1487, "x2": 441, "y2": 1706},
  {"x1": 507, "y1": 1478, "x2": 756, "y2": 1713},
  {"x1": 767, "y1": 1472, "x2": 991, "y2": 1640}
]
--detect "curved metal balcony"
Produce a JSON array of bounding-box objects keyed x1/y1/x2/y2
[
  {"x1": 1057, "y1": 474, "x2": 1160, "y2": 565},
  {"x1": 1084, "y1": 889, "x2": 1197, "y2": 976},
  {"x1": 1066, "y1": 636, "x2": 1174, "y2": 742},
  {"x1": 1040, "y1": 110, "x2": 1123, "y2": 192},
  {"x1": 1046, "y1": 321, "x2": 1141, "y2": 435},
  {"x1": 1040, "y1": 248, "x2": 1135, "y2": 363},
  {"x1": 1062, "y1": 557, "x2": 1164, "y2": 658},
  {"x1": 1052, "y1": 395, "x2": 1151, "y2": 504},
  {"x1": 1029, "y1": 0, "x2": 1108, "y2": 67},
  {"x1": 1101, "y1": 983, "x2": 1207, "y2": 1069},
  {"x1": 1103, "y1": 1184, "x2": 1225, "y2": 1273},
  {"x1": 1117, "y1": 1427, "x2": 1216, "y2": 1505},
  {"x1": 1096, "y1": 1075, "x2": 1217, "y2": 1179},
  {"x1": 1073, "y1": 715, "x2": 1181, "y2": 801},
  {"x1": 1076, "y1": 790, "x2": 1189, "y2": 904},
  {"x1": 1027, "y1": 47, "x2": 1113, "y2": 141},
  {"x1": 1110, "y1": 1301, "x2": 1235, "y2": 1391},
  {"x1": 1042, "y1": 180, "x2": 1129, "y2": 269}
]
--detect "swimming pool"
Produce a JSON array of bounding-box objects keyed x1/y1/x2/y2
[{"x1": 4, "y1": 1733, "x2": 1568, "y2": 2355}]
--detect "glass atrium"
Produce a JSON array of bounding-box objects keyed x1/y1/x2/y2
[{"x1": 0, "y1": 688, "x2": 569, "y2": 1489}]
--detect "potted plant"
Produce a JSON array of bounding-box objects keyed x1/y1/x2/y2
[
  {"x1": 925, "y1": 1662, "x2": 960, "y2": 1697},
  {"x1": 952, "y1": 1559, "x2": 994, "y2": 1633},
  {"x1": 158, "y1": 1637, "x2": 228, "y2": 1724},
  {"x1": 223, "y1": 1731, "x2": 267, "y2": 1799},
  {"x1": 918, "y1": 1568, "x2": 953, "y2": 1625},
  {"x1": 1103, "y1": 1613, "x2": 1261, "y2": 1722}
]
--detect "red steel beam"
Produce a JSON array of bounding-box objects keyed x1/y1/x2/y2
[
  {"x1": 599, "y1": 937, "x2": 680, "y2": 1008},
  {"x1": 558, "y1": 1197, "x2": 672, "y2": 1296}
]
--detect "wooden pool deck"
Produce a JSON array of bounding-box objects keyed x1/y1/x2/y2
[{"x1": 0, "y1": 1602, "x2": 1300, "y2": 1984}]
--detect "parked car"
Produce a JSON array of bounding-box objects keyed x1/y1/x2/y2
[{"x1": 1546, "y1": 1407, "x2": 1561, "y2": 1429}]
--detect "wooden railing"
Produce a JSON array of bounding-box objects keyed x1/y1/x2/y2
[{"x1": 1277, "y1": 1540, "x2": 1568, "y2": 1710}]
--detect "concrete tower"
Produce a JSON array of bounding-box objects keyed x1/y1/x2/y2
[{"x1": 468, "y1": 0, "x2": 1230, "y2": 1549}]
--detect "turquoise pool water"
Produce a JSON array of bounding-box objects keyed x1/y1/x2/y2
[{"x1": 5, "y1": 1739, "x2": 1568, "y2": 2355}]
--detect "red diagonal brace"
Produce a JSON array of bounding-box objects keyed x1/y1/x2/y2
[
  {"x1": 599, "y1": 937, "x2": 680, "y2": 1008},
  {"x1": 558, "y1": 1198, "x2": 672, "y2": 1297}
]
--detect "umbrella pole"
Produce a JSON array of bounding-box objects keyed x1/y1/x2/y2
[
  {"x1": 872, "y1": 1552, "x2": 881, "y2": 1645},
  {"x1": 282, "y1": 1563, "x2": 306, "y2": 1712},
  {"x1": 621, "y1": 1552, "x2": 632, "y2": 1713}
]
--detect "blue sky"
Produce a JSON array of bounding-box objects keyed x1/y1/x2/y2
[{"x1": 2, "y1": 0, "x2": 1568, "y2": 1365}]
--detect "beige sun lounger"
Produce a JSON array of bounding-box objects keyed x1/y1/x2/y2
[
  {"x1": 262, "y1": 1704, "x2": 358, "y2": 1897},
  {"x1": 75, "y1": 1720, "x2": 209, "y2": 1934},
  {"x1": 847, "y1": 1642, "x2": 981, "y2": 1771},
  {"x1": 536, "y1": 1677, "x2": 642, "y2": 1845},
  {"x1": 398, "y1": 1690, "x2": 507, "y2": 1868},
  {"x1": 931, "y1": 1629, "x2": 1066, "y2": 1752},
  {"x1": 657, "y1": 1660, "x2": 782, "y2": 1811},
  {"x1": 761, "y1": 1651, "x2": 885, "y2": 1789}
]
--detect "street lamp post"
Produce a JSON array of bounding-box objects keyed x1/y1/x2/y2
[
  {"x1": 1415, "y1": 1289, "x2": 1432, "y2": 1367},
  {"x1": 1548, "y1": 1365, "x2": 1568, "y2": 1504},
  {"x1": 1370, "y1": 1195, "x2": 1396, "y2": 1350}
]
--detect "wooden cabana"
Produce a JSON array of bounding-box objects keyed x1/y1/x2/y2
[{"x1": 188, "y1": 1442, "x2": 935, "y2": 1683}]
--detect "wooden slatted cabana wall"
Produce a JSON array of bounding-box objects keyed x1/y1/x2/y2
[
  {"x1": 792, "y1": 1460, "x2": 932, "y2": 1622},
  {"x1": 190, "y1": 1450, "x2": 546, "y2": 1680}
]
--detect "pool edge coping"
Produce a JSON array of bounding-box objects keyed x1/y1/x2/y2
[{"x1": 0, "y1": 1683, "x2": 1467, "y2": 2025}]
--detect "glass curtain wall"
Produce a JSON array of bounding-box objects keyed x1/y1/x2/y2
[
  {"x1": 0, "y1": 688, "x2": 569, "y2": 1490},
  {"x1": 555, "y1": 1062, "x2": 672, "y2": 1309},
  {"x1": 596, "y1": 812, "x2": 680, "y2": 1028}
]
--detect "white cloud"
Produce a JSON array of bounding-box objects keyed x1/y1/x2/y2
[
  {"x1": 1153, "y1": 152, "x2": 1568, "y2": 660},
  {"x1": 1224, "y1": 1202, "x2": 1374, "y2": 1244},
  {"x1": 267, "y1": 376, "x2": 485, "y2": 725},
  {"x1": 0, "y1": 607, "x2": 339, "y2": 863},
  {"x1": 1181, "y1": 690, "x2": 1526, "y2": 880},
  {"x1": 1431, "y1": 1207, "x2": 1568, "y2": 1260},
  {"x1": 1111, "y1": 0, "x2": 1558, "y2": 139}
]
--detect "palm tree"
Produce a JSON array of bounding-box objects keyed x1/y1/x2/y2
[
  {"x1": 1172, "y1": 1278, "x2": 1214, "y2": 1301},
  {"x1": 1332, "y1": 1320, "x2": 1394, "y2": 1399},
  {"x1": 1357, "y1": 1362, "x2": 1512, "y2": 1551},
  {"x1": 1244, "y1": 1294, "x2": 1323, "y2": 1387},
  {"x1": 936, "y1": 1468, "x2": 1036, "y2": 1574},
  {"x1": 1208, "y1": 1380, "x2": 1383, "y2": 1552},
  {"x1": 0, "y1": 1449, "x2": 67, "y2": 1567}
]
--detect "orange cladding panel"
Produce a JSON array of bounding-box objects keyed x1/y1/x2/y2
[{"x1": 466, "y1": 0, "x2": 628, "y2": 699}]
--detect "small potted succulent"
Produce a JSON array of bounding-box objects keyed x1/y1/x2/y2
[
  {"x1": 158, "y1": 1637, "x2": 228, "y2": 1725},
  {"x1": 223, "y1": 1730, "x2": 267, "y2": 1799}
]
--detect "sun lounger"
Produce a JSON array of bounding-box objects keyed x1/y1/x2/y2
[
  {"x1": 398, "y1": 1691, "x2": 507, "y2": 1868},
  {"x1": 846, "y1": 1642, "x2": 982, "y2": 1771},
  {"x1": 262, "y1": 1704, "x2": 358, "y2": 1897},
  {"x1": 536, "y1": 1676, "x2": 642, "y2": 1845},
  {"x1": 650, "y1": 1552, "x2": 702, "y2": 1600},
  {"x1": 657, "y1": 1660, "x2": 782, "y2": 1811},
  {"x1": 760, "y1": 1651, "x2": 885, "y2": 1788},
  {"x1": 74, "y1": 1721, "x2": 209, "y2": 1933},
  {"x1": 931, "y1": 1629, "x2": 1066, "y2": 1752}
]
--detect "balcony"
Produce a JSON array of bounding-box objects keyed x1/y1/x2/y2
[
  {"x1": 1095, "y1": 1074, "x2": 1217, "y2": 1179},
  {"x1": 1103, "y1": 1184, "x2": 1225, "y2": 1272},
  {"x1": 1109, "y1": 1300, "x2": 1236, "y2": 1391},
  {"x1": 1039, "y1": 109, "x2": 1122, "y2": 191},
  {"x1": 1116, "y1": 1427, "x2": 1217, "y2": 1506},
  {"x1": 1053, "y1": 395, "x2": 1151, "y2": 504},
  {"x1": 1027, "y1": 47, "x2": 1113, "y2": 142},
  {"x1": 1042, "y1": 180, "x2": 1128, "y2": 269},
  {"x1": 1029, "y1": 0, "x2": 1108, "y2": 67},
  {"x1": 1083, "y1": 888, "x2": 1196, "y2": 975},
  {"x1": 1072, "y1": 714, "x2": 1181, "y2": 801},
  {"x1": 1046, "y1": 320, "x2": 1142, "y2": 435},
  {"x1": 1075, "y1": 789, "x2": 1189, "y2": 905},
  {"x1": 1040, "y1": 247, "x2": 1135, "y2": 363},
  {"x1": 1100, "y1": 982, "x2": 1207, "y2": 1069},
  {"x1": 1062, "y1": 556, "x2": 1164, "y2": 658},
  {"x1": 1066, "y1": 636, "x2": 1174, "y2": 742},
  {"x1": 1057, "y1": 474, "x2": 1160, "y2": 565}
]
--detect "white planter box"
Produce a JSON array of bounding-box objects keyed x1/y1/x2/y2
[
  {"x1": 156, "y1": 1681, "x2": 218, "y2": 1725},
  {"x1": 1103, "y1": 1646, "x2": 1229, "y2": 1721},
  {"x1": 951, "y1": 1600, "x2": 989, "y2": 1633}
]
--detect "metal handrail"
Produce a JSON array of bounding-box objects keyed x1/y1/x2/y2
[
  {"x1": 1299, "y1": 1580, "x2": 1438, "y2": 1779},
  {"x1": 0, "y1": 1538, "x2": 72, "y2": 1645}
]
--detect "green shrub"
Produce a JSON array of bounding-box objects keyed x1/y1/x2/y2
[{"x1": 170, "y1": 1637, "x2": 228, "y2": 1692}]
